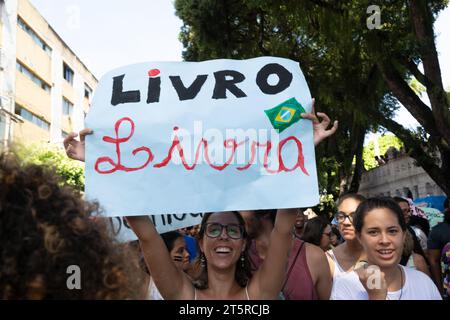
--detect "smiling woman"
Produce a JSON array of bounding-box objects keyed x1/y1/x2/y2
[
  {"x1": 126, "y1": 209, "x2": 297, "y2": 300},
  {"x1": 191, "y1": 212, "x2": 251, "y2": 293},
  {"x1": 331, "y1": 197, "x2": 442, "y2": 300}
]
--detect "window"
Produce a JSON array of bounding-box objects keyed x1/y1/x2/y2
[
  {"x1": 15, "y1": 104, "x2": 50, "y2": 131},
  {"x1": 16, "y1": 61, "x2": 51, "y2": 92},
  {"x1": 62, "y1": 97, "x2": 74, "y2": 116},
  {"x1": 84, "y1": 83, "x2": 92, "y2": 99},
  {"x1": 17, "y1": 17, "x2": 52, "y2": 55},
  {"x1": 63, "y1": 63, "x2": 74, "y2": 85}
]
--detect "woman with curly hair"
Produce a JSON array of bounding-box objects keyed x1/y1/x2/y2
[{"x1": 0, "y1": 152, "x2": 142, "y2": 299}]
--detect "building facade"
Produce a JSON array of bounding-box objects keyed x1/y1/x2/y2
[
  {"x1": 359, "y1": 153, "x2": 445, "y2": 199},
  {"x1": 0, "y1": 0, "x2": 97, "y2": 149}
]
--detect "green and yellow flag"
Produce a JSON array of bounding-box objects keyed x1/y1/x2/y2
[{"x1": 264, "y1": 97, "x2": 306, "y2": 133}]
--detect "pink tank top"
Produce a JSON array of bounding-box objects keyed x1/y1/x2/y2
[{"x1": 282, "y1": 238, "x2": 318, "y2": 300}]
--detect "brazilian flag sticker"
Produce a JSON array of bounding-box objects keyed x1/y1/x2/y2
[{"x1": 264, "y1": 97, "x2": 306, "y2": 133}]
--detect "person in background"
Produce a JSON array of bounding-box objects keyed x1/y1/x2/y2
[
  {"x1": 402, "y1": 229, "x2": 430, "y2": 276},
  {"x1": 294, "y1": 210, "x2": 307, "y2": 238},
  {"x1": 242, "y1": 210, "x2": 332, "y2": 300},
  {"x1": 331, "y1": 197, "x2": 441, "y2": 300},
  {"x1": 427, "y1": 197, "x2": 450, "y2": 295},
  {"x1": 393, "y1": 197, "x2": 428, "y2": 266},
  {"x1": 0, "y1": 152, "x2": 142, "y2": 299},
  {"x1": 181, "y1": 226, "x2": 198, "y2": 263},
  {"x1": 329, "y1": 226, "x2": 342, "y2": 248},
  {"x1": 301, "y1": 216, "x2": 332, "y2": 251},
  {"x1": 326, "y1": 193, "x2": 367, "y2": 282},
  {"x1": 146, "y1": 231, "x2": 190, "y2": 300},
  {"x1": 409, "y1": 215, "x2": 430, "y2": 252}
]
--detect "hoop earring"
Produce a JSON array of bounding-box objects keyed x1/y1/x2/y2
[{"x1": 201, "y1": 253, "x2": 206, "y2": 268}]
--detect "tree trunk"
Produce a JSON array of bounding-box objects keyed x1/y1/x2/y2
[
  {"x1": 409, "y1": 0, "x2": 450, "y2": 146},
  {"x1": 374, "y1": 110, "x2": 450, "y2": 196},
  {"x1": 348, "y1": 126, "x2": 365, "y2": 193}
]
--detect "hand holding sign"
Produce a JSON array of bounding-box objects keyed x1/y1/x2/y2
[
  {"x1": 63, "y1": 128, "x2": 92, "y2": 162},
  {"x1": 80, "y1": 57, "x2": 333, "y2": 216},
  {"x1": 301, "y1": 98, "x2": 338, "y2": 146}
]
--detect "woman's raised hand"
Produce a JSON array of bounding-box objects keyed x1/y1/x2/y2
[
  {"x1": 63, "y1": 128, "x2": 93, "y2": 162},
  {"x1": 301, "y1": 98, "x2": 338, "y2": 146}
]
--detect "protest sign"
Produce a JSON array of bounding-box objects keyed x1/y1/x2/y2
[
  {"x1": 109, "y1": 213, "x2": 204, "y2": 242},
  {"x1": 85, "y1": 57, "x2": 319, "y2": 216}
]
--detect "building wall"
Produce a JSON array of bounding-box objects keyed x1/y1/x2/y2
[
  {"x1": 0, "y1": 0, "x2": 18, "y2": 149},
  {"x1": 1, "y1": 0, "x2": 97, "y2": 147},
  {"x1": 359, "y1": 154, "x2": 445, "y2": 198}
]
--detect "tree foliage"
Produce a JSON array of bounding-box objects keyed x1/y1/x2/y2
[
  {"x1": 363, "y1": 134, "x2": 404, "y2": 170},
  {"x1": 175, "y1": 0, "x2": 450, "y2": 196},
  {"x1": 16, "y1": 143, "x2": 85, "y2": 191}
]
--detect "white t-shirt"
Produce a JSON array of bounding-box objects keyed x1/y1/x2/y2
[{"x1": 331, "y1": 265, "x2": 442, "y2": 300}]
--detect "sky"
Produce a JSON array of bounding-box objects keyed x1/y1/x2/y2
[
  {"x1": 29, "y1": 0, "x2": 449, "y2": 131},
  {"x1": 29, "y1": 0, "x2": 184, "y2": 78}
]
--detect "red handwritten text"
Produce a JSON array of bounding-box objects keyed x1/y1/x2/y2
[{"x1": 94, "y1": 117, "x2": 309, "y2": 176}]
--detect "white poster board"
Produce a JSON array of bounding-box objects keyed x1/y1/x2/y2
[{"x1": 85, "y1": 57, "x2": 319, "y2": 216}]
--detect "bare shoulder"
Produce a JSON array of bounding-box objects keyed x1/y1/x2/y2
[
  {"x1": 305, "y1": 242, "x2": 328, "y2": 264},
  {"x1": 332, "y1": 243, "x2": 345, "y2": 256}
]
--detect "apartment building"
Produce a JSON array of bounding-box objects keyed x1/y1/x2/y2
[{"x1": 0, "y1": 0, "x2": 97, "y2": 148}]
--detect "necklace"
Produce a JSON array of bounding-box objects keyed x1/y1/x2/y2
[{"x1": 387, "y1": 265, "x2": 404, "y2": 300}]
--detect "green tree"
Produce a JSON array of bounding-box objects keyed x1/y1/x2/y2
[
  {"x1": 363, "y1": 134, "x2": 404, "y2": 170},
  {"x1": 16, "y1": 143, "x2": 85, "y2": 191},
  {"x1": 175, "y1": 0, "x2": 450, "y2": 196}
]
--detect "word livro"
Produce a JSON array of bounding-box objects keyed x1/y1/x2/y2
[{"x1": 111, "y1": 63, "x2": 293, "y2": 105}]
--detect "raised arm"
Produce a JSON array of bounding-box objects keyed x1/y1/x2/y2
[
  {"x1": 125, "y1": 216, "x2": 194, "y2": 299},
  {"x1": 301, "y1": 98, "x2": 338, "y2": 146},
  {"x1": 63, "y1": 128, "x2": 92, "y2": 162},
  {"x1": 249, "y1": 208, "x2": 297, "y2": 299}
]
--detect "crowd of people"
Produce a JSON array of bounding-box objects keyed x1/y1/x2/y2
[{"x1": 0, "y1": 103, "x2": 448, "y2": 300}]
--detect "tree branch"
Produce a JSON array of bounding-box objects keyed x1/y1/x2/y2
[
  {"x1": 308, "y1": 0, "x2": 344, "y2": 14},
  {"x1": 368, "y1": 107, "x2": 450, "y2": 196},
  {"x1": 401, "y1": 59, "x2": 429, "y2": 87},
  {"x1": 409, "y1": 0, "x2": 450, "y2": 145},
  {"x1": 257, "y1": 11, "x2": 269, "y2": 55},
  {"x1": 376, "y1": 59, "x2": 439, "y2": 137}
]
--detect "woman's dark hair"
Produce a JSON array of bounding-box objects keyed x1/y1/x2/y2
[
  {"x1": 336, "y1": 193, "x2": 366, "y2": 209},
  {"x1": 353, "y1": 197, "x2": 407, "y2": 233},
  {"x1": 331, "y1": 225, "x2": 342, "y2": 241},
  {"x1": 192, "y1": 211, "x2": 251, "y2": 289},
  {"x1": 255, "y1": 209, "x2": 277, "y2": 226},
  {"x1": 301, "y1": 216, "x2": 329, "y2": 247},
  {"x1": 409, "y1": 215, "x2": 430, "y2": 237},
  {"x1": 0, "y1": 152, "x2": 141, "y2": 299},
  {"x1": 161, "y1": 231, "x2": 183, "y2": 252}
]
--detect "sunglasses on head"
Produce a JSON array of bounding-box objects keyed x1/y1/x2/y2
[{"x1": 204, "y1": 223, "x2": 244, "y2": 239}]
